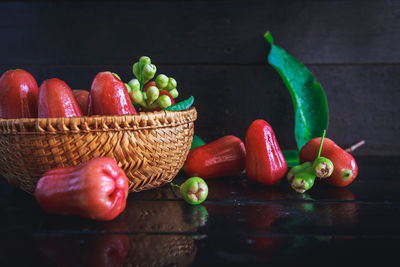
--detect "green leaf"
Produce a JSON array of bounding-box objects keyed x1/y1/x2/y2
[
  {"x1": 282, "y1": 150, "x2": 300, "y2": 167},
  {"x1": 163, "y1": 96, "x2": 194, "y2": 111},
  {"x1": 265, "y1": 32, "x2": 329, "y2": 150},
  {"x1": 191, "y1": 135, "x2": 206, "y2": 150},
  {"x1": 131, "y1": 100, "x2": 141, "y2": 110}
]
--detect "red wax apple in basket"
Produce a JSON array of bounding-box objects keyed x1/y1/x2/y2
[
  {"x1": 89, "y1": 72, "x2": 137, "y2": 115},
  {"x1": 38, "y1": 78, "x2": 83, "y2": 118},
  {"x1": 0, "y1": 69, "x2": 39, "y2": 119},
  {"x1": 73, "y1": 90, "x2": 89, "y2": 116}
]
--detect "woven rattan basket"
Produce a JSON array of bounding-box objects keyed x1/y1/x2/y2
[{"x1": 0, "y1": 107, "x2": 197, "y2": 194}]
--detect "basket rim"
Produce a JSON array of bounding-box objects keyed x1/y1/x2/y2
[{"x1": 0, "y1": 107, "x2": 197, "y2": 135}]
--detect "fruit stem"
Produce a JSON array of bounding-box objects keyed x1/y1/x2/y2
[
  {"x1": 170, "y1": 182, "x2": 181, "y2": 189},
  {"x1": 345, "y1": 140, "x2": 366, "y2": 153},
  {"x1": 317, "y1": 130, "x2": 327, "y2": 159}
]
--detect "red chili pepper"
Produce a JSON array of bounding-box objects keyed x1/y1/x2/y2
[
  {"x1": 299, "y1": 137, "x2": 358, "y2": 187},
  {"x1": 72, "y1": 90, "x2": 89, "y2": 116},
  {"x1": 245, "y1": 119, "x2": 287, "y2": 185},
  {"x1": 35, "y1": 157, "x2": 129, "y2": 221},
  {"x1": 88, "y1": 72, "x2": 137, "y2": 116},
  {"x1": 0, "y1": 69, "x2": 39, "y2": 119},
  {"x1": 184, "y1": 135, "x2": 246, "y2": 179},
  {"x1": 38, "y1": 78, "x2": 83, "y2": 118}
]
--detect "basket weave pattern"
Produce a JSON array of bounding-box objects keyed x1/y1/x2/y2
[{"x1": 0, "y1": 107, "x2": 197, "y2": 194}]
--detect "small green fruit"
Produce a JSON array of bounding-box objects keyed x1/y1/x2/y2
[
  {"x1": 166, "y1": 77, "x2": 177, "y2": 90},
  {"x1": 180, "y1": 177, "x2": 208, "y2": 205},
  {"x1": 155, "y1": 74, "x2": 169, "y2": 89},
  {"x1": 313, "y1": 157, "x2": 334, "y2": 178}
]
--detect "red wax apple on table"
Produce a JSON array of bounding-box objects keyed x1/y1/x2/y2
[
  {"x1": 38, "y1": 78, "x2": 83, "y2": 118},
  {"x1": 0, "y1": 69, "x2": 39, "y2": 119},
  {"x1": 300, "y1": 137, "x2": 358, "y2": 187},
  {"x1": 184, "y1": 135, "x2": 246, "y2": 179},
  {"x1": 35, "y1": 157, "x2": 129, "y2": 221},
  {"x1": 245, "y1": 119, "x2": 287, "y2": 185},
  {"x1": 89, "y1": 72, "x2": 137, "y2": 115}
]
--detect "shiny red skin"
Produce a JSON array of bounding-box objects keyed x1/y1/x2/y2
[
  {"x1": 38, "y1": 78, "x2": 83, "y2": 118},
  {"x1": 299, "y1": 137, "x2": 358, "y2": 187},
  {"x1": 0, "y1": 69, "x2": 39, "y2": 119},
  {"x1": 89, "y1": 72, "x2": 137, "y2": 116},
  {"x1": 73, "y1": 90, "x2": 89, "y2": 116},
  {"x1": 35, "y1": 157, "x2": 129, "y2": 221},
  {"x1": 245, "y1": 119, "x2": 287, "y2": 185},
  {"x1": 184, "y1": 135, "x2": 246, "y2": 179}
]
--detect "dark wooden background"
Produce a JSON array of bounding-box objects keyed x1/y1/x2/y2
[{"x1": 0, "y1": 0, "x2": 398, "y2": 155}]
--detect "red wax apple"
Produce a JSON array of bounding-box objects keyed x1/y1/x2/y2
[
  {"x1": 35, "y1": 157, "x2": 129, "y2": 221},
  {"x1": 38, "y1": 78, "x2": 83, "y2": 118},
  {"x1": 245, "y1": 120, "x2": 287, "y2": 185},
  {"x1": 73, "y1": 90, "x2": 89, "y2": 116},
  {"x1": 89, "y1": 72, "x2": 137, "y2": 115},
  {"x1": 0, "y1": 69, "x2": 39, "y2": 119}
]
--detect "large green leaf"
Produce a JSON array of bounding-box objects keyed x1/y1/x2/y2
[
  {"x1": 265, "y1": 32, "x2": 329, "y2": 150},
  {"x1": 282, "y1": 149, "x2": 300, "y2": 168}
]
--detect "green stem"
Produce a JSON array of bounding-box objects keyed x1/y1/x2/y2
[
  {"x1": 170, "y1": 182, "x2": 181, "y2": 189},
  {"x1": 139, "y1": 72, "x2": 144, "y2": 91},
  {"x1": 317, "y1": 130, "x2": 327, "y2": 159}
]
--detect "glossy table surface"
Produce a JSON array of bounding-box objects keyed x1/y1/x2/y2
[{"x1": 1, "y1": 155, "x2": 399, "y2": 267}]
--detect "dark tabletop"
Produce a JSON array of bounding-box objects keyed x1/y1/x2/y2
[{"x1": 1, "y1": 155, "x2": 399, "y2": 267}]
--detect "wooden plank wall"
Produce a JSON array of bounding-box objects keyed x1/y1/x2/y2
[{"x1": 0, "y1": 0, "x2": 398, "y2": 155}]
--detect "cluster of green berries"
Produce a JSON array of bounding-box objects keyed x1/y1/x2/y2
[
  {"x1": 125, "y1": 56, "x2": 179, "y2": 110},
  {"x1": 287, "y1": 130, "x2": 334, "y2": 193}
]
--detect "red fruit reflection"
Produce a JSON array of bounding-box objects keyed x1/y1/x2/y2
[
  {"x1": 327, "y1": 187, "x2": 358, "y2": 227},
  {"x1": 38, "y1": 221, "x2": 129, "y2": 267}
]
